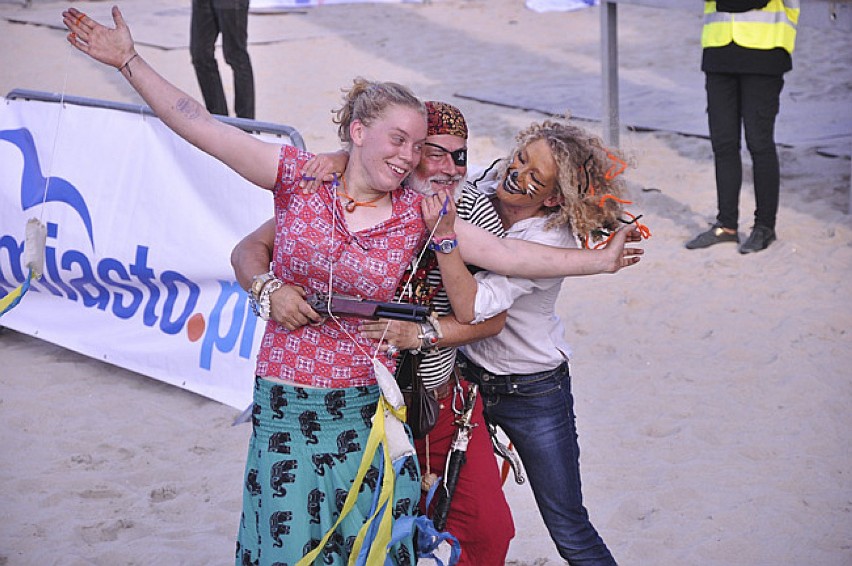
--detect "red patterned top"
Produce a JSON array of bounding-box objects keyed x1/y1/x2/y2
[{"x1": 255, "y1": 145, "x2": 426, "y2": 387}]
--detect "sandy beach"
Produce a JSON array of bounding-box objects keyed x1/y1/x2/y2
[{"x1": 1, "y1": 0, "x2": 851, "y2": 564}]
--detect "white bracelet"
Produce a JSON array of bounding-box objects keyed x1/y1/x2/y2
[
  {"x1": 255, "y1": 278, "x2": 283, "y2": 321},
  {"x1": 250, "y1": 270, "x2": 276, "y2": 302}
]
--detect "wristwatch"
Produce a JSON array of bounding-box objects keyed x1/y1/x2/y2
[
  {"x1": 428, "y1": 236, "x2": 458, "y2": 254},
  {"x1": 250, "y1": 271, "x2": 275, "y2": 302}
]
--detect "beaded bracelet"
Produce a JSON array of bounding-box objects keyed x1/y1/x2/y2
[
  {"x1": 255, "y1": 278, "x2": 284, "y2": 321},
  {"x1": 251, "y1": 271, "x2": 276, "y2": 303}
]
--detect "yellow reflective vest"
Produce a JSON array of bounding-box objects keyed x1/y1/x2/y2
[{"x1": 702, "y1": 0, "x2": 799, "y2": 54}]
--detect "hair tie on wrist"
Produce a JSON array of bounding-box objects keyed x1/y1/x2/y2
[{"x1": 118, "y1": 53, "x2": 139, "y2": 77}]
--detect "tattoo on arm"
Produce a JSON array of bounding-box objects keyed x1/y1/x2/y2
[{"x1": 175, "y1": 97, "x2": 203, "y2": 120}]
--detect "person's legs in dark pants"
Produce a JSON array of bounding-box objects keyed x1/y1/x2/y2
[
  {"x1": 190, "y1": 0, "x2": 228, "y2": 116},
  {"x1": 217, "y1": 0, "x2": 255, "y2": 119},
  {"x1": 479, "y1": 365, "x2": 616, "y2": 566},
  {"x1": 706, "y1": 72, "x2": 743, "y2": 232},
  {"x1": 741, "y1": 74, "x2": 783, "y2": 231}
]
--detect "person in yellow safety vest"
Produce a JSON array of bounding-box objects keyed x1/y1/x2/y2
[{"x1": 686, "y1": 0, "x2": 799, "y2": 254}]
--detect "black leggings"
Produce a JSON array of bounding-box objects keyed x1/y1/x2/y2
[
  {"x1": 190, "y1": 0, "x2": 255, "y2": 119},
  {"x1": 705, "y1": 72, "x2": 784, "y2": 230}
]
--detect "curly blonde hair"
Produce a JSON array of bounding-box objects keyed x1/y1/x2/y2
[
  {"x1": 332, "y1": 77, "x2": 425, "y2": 149},
  {"x1": 510, "y1": 121, "x2": 628, "y2": 242}
]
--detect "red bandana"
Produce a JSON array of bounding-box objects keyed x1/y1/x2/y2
[{"x1": 425, "y1": 101, "x2": 468, "y2": 139}]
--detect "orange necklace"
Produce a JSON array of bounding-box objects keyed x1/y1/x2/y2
[{"x1": 336, "y1": 175, "x2": 387, "y2": 212}]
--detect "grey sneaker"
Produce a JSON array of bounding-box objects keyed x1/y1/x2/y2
[
  {"x1": 739, "y1": 225, "x2": 776, "y2": 254},
  {"x1": 685, "y1": 223, "x2": 739, "y2": 249}
]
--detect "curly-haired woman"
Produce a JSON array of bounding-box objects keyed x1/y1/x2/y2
[{"x1": 423, "y1": 121, "x2": 641, "y2": 565}]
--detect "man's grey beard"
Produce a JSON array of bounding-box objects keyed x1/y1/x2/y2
[{"x1": 405, "y1": 174, "x2": 462, "y2": 196}]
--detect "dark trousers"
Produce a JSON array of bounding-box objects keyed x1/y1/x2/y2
[
  {"x1": 190, "y1": 0, "x2": 255, "y2": 119},
  {"x1": 706, "y1": 72, "x2": 784, "y2": 231},
  {"x1": 460, "y1": 355, "x2": 617, "y2": 565}
]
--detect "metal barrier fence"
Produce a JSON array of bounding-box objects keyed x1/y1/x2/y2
[{"x1": 5, "y1": 88, "x2": 306, "y2": 150}]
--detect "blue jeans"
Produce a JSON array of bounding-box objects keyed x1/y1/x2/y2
[{"x1": 459, "y1": 354, "x2": 617, "y2": 565}]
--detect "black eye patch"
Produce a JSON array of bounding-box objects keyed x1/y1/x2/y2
[{"x1": 424, "y1": 142, "x2": 467, "y2": 166}]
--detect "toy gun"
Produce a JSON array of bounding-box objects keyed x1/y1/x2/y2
[{"x1": 307, "y1": 292, "x2": 431, "y2": 323}]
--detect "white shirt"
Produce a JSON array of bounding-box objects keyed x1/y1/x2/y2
[{"x1": 462, "y1": 213, "x2": 576, "y2": 375}]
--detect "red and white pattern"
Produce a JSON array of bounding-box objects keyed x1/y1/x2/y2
[{"x1": 255, "y1": 145, "x2": 426, "y2": 388}]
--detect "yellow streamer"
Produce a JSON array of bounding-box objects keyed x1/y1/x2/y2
[
  {"x1": 1, "y1": 219, "x2": 46, "y2": 318},
  {"x1": 349, "y1": 402, "x2": 396, "y2": 565},
  {"x1": 0, "y1": 280, "x2": 27, "y2": 316},
  {"x1": 297, "y1": 397, "x2": 402, "y2": 566},
  {"x1": 0, "y1": 266, "x2": 36, "y2": 318}
]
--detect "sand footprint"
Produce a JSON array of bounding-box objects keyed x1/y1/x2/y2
[
  {"x1": 78, "y1": 487, "x2": 123, "y2": 500},
  {"x1": 150, "y1": 484, "x2": 178, "y2": 503},
  {"x1": 642, "y1": 422, "x2": 682, "y2": 438},
  {"x1": 79, "y1": 518, "x2": 134, "y2": 543}
]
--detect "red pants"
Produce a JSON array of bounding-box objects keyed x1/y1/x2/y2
[{"x1": 414, "y1": 381, "x2": 515, "y2": 566}]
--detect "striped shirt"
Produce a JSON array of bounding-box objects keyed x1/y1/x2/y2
[{"x1": 416, "y1": 181, "x2": 504, "y2": 390}]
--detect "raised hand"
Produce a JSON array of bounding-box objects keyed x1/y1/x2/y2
[{"x1": 63, "y1": 6, "x2": 136, "y2": 71}]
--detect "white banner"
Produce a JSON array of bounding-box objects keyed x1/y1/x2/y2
[
  {"x1": 0, "y1": 97, "x2": 285, "y2": 410},
  {"x1": 525, "y1": 0, "x2": 597, "y2": 13},
  {"x1": 250, "y1": 0, "x2": 421, "y2": 13}
]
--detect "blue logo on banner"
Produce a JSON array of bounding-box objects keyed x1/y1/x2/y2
[
  {"x1": 0, "y1": 127, "x2": 95, "y2": 248},
  {"x1": 0, "y1": 127, "x2": 259, "y2": 373}
]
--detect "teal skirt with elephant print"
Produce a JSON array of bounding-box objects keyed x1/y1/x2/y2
[{"x1": 236, "y1": 377, "x2": 420, "y2": 565}]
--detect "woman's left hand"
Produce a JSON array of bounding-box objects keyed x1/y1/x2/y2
[{"x1": 63, "y1": 6, "x2": 136, "y2": 70}]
